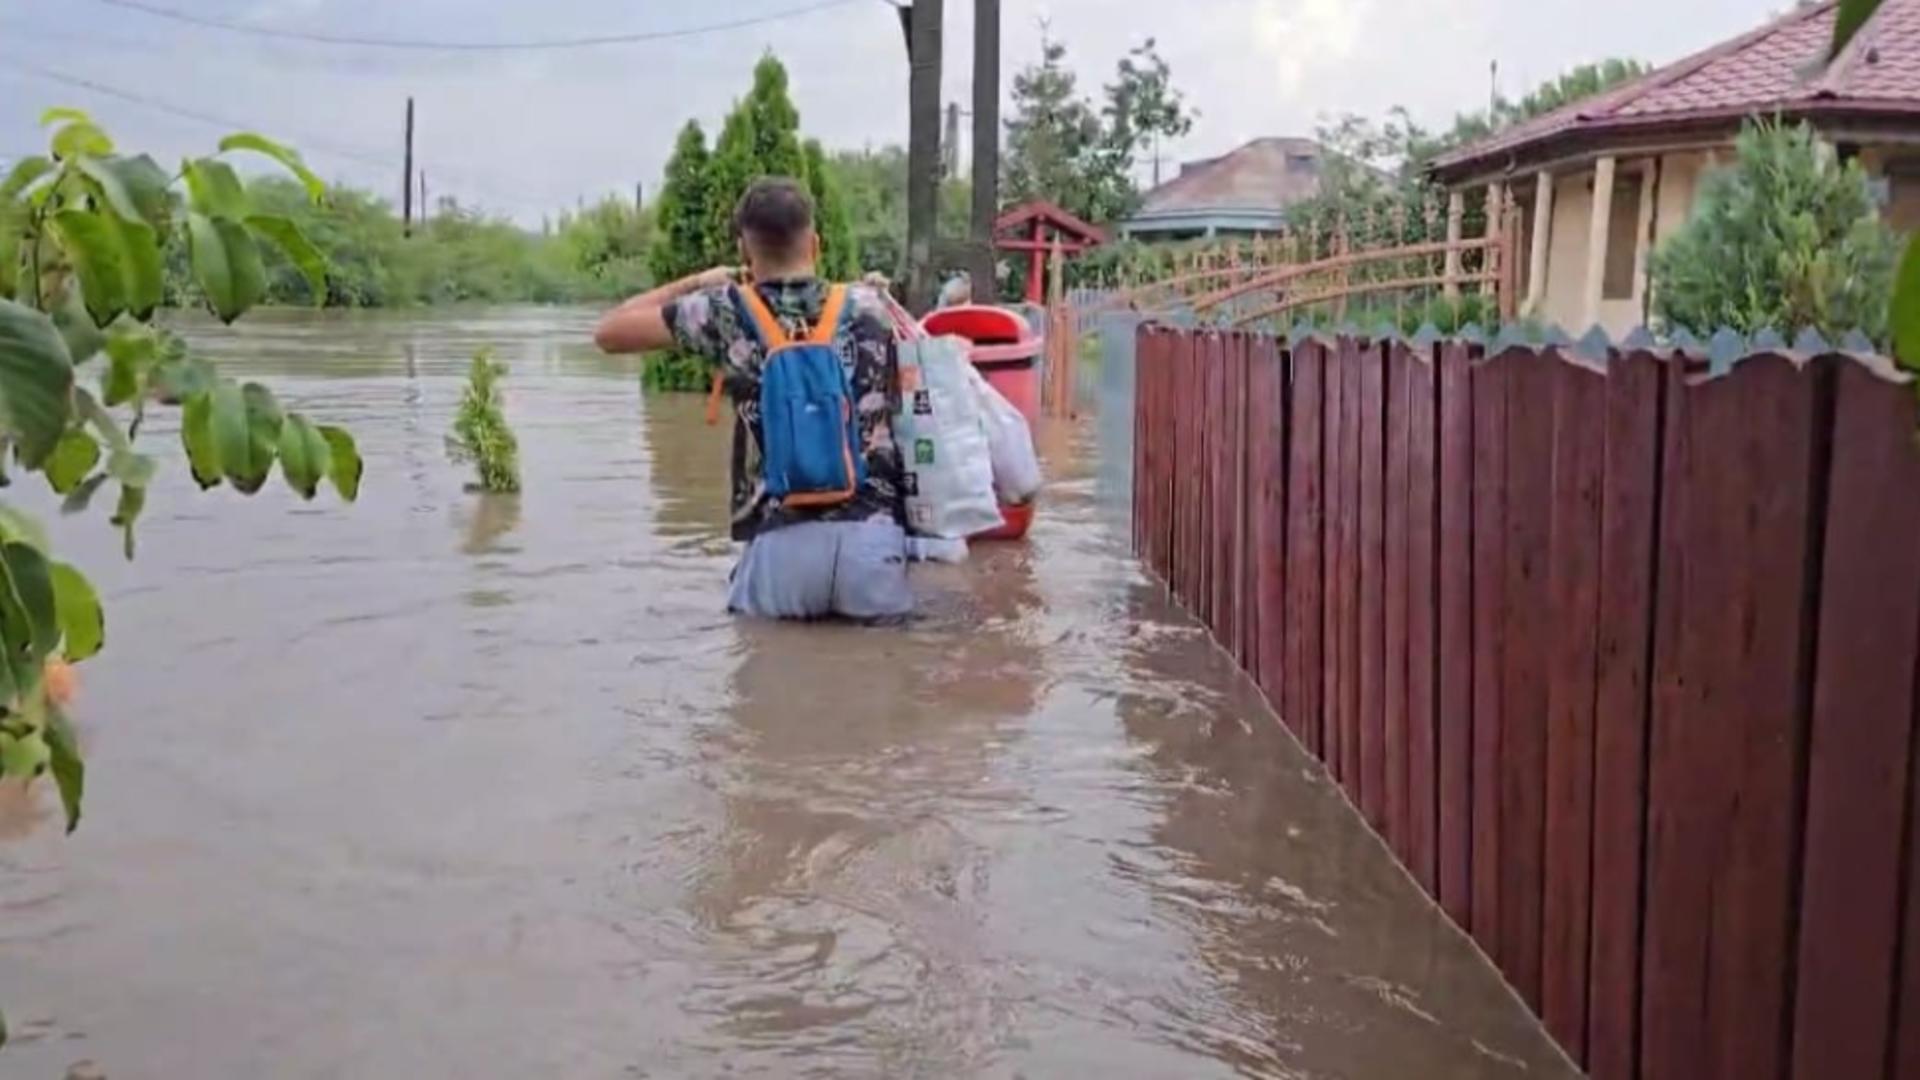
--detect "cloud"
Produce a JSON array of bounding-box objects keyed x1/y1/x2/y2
[{"x1": 2, "y1": 0, "x2": 1781, "y2": 224}]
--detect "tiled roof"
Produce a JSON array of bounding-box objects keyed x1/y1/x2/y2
[
  {"x1": 1132, "y1": 137, "x2": 1332, "y2": 218},
  {"x1": 1433, "y1": 0, "x2": 1920, "y2": 175}
]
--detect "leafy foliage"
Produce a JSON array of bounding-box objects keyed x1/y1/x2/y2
[
  {"x1": 1002, "y1": 38, "x2": 1193, "y2": 226},
  {"x1": 0, "y1": 109, "x2": 361, "y2": 836},
  {"x1": 446, "y1": 350, "x2": 520, "y2": 493},
  {"x1": 1650, "y1": 120, "x2": 1896, "y2": 342},
  {"x1": 173, "y1": 177, "x2": 653, "y2": 309},
  {"x1": 650, "y1": 121, "x2": 714, "y2": 286}
]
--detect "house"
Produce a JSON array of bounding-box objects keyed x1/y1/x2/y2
[
  {"x1": 1120, "y1": 137, "x2": 1336, "y2": 242},
  {"x1": 1429, "y1": 0, "x2": 1920, "y2": 336}
]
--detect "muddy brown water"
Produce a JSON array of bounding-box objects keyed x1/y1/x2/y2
[{"x1": 0, "y1": 308, "x2": 1573, "y2": 1079}]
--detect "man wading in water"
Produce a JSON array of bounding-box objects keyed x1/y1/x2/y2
[{"x1": 595, "y1": 177, "x2": 911, "y2": 621}]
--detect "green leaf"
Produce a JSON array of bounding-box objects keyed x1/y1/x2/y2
[
  {"x1": 180, "y1": 390, "x2": 221, "y2": 489},
  {"x1": 0, "y1": 157, "x2": 53, "y2": 202},
  {"x1": 44, "y1": 430, "x2": 100, "y2": 495},
  {"x1": 182, "y1": 159, "x2": 249, "y2": 220},
  {"x1": 1, "y1": 542, "x2": 60, "y2": 664},
  {"x1": 0, "y1": 506, "x2": 48, "y2": 553},
  {"x1": 1, "y1": 729, "x2": 49, "y2": 779},
  {"x1": 1892, "y1": 234, "x2": 1920, "y2": 372},
  {"x1": 49, "y1": 562, "x2": 102, "y2": 663},
  {"x1": 0, "y1": 299, "x2": 77, "y2": 469},
  {"x1": 103, "y1": 328, "x2": 157, "y2": 407},
  {"x1": 111, "y1": 481, "x2": 145, "y2": 560},
  {"x1": 52, "y1": 208, "x2": 162, "y2": 325},
  {"x1": 61, "y1": 473, "x2": 108, "y2": 516},
  {"x1": 108, "y1": 449, "x2": 155, "y2": 488},
  {"x1": 318, "y1": 424, "x2": 361, "y2": 501},
  {"x1": 1831, "y1": 0, "x2": 1883, "y2": 61},
  {"x1": 209, "y1": 381, "x2": 282, "y2": 493},
  {"x1": 219, "y1": 133, "x2": 324, "y2": 203},
  {"x1": 245, "y1": 214, "x2": 328, "y2": 304},
  {"x1": 277, "y1": 413, "x2": 332, "y2": 500},
  {"x1": 74, "y1": 386, "x2": 128, "y2": 456},
  {"x1": 40, "y1": 107, "x2": 93, "y2": 127},
  {"x1": 188, "y1": 213, "x2": 266, "y2": 324},
  {"x1": 50, "y1": 121, "x2": 113, "y2": 161},
  {"x1": 78, "y1": 154, "x2": 173, "y2": 230},
  {"x1": 46, "y1": 707, "x2": 83, "y2": 832},
  {"x1": 50, "y1": 282, "x2": 106, "y2": 366},
  {"x1": 152, "y1": 354, "x2": 217, "y2": 405}
]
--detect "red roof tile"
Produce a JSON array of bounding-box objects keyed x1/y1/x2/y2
[{"x1": 1433, "y1": 0, "x2": 1920, "y2": 177}]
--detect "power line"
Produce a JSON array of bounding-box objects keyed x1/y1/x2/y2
[
  {"x1": 0, "y1": 56, "x2": 551, "y2": 209},
  {"x1": 89, "y1": 0, "x2": 867, "y2": 52}
]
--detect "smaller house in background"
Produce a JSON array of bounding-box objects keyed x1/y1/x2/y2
[
  {"x1": 1431, "y1": 0, "x2": 1920, "y2": 337},
  {"x1": 1121, "y1": 137, "x2": 1336, "y2": 242}
]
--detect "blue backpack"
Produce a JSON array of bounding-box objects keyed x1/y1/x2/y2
[{"x1": 732, "y1": 283, "x2": 865, "y2": 508}]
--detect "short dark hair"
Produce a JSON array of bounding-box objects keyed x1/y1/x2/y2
[{"x1": 733, "y1": 177, "x2": 815, "y2": 261}]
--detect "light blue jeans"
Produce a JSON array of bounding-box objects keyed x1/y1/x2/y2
[{"x1": 727, "y1": 519, "x2": 913, "y2": 621}]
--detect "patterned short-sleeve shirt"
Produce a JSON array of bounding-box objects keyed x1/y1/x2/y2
[{"x1": 665, "y1": 278, "x2": 904, "y2": 541}]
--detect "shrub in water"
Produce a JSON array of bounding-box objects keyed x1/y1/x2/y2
[{"x1": 447, "y1": 350, "x2": 521, "y2": 493}]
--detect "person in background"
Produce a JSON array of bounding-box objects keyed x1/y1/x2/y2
[
  {"x1": 937, "y1": 271, "x2": 972, "y2": 309},
  {"x1": 593, "y1": 178, "x2": 910, "y2": 621}
]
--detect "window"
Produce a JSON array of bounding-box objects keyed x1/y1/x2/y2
[{"x1": 1602, "y1": 172, "x2": 1646, "y2": 301}]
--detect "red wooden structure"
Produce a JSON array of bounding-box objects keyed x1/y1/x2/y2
[
  {"x1": 994, "y1": 201, "x2": 1104, "y2": 304},
  {"x1": 1132, "y1": 327, "x2": 1920, "y2": 1080}
]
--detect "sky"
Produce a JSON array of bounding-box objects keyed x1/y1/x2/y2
[{"x1": 0, "y1": 0, "x2": 1783, "y2": 224}]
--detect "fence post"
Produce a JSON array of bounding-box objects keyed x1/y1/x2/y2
[{"x1": 1444, "y1": 190, "x2": 1466, "y2": 303}]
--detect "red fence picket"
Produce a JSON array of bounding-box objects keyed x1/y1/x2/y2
[
  {"x1": 1128, "y1": 323, "x2": 1920, "y2": 1080},
  {"x1": 1435, "y1": 341, "x2": 1475, "y2": 926},
  {"x1": 1586, "y1": 348, "x2": 1663, "y2": 1080}
]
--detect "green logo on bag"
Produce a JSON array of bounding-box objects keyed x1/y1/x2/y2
[{"x1": 915, "y1": 439, "x2": 936, "y2": 466}]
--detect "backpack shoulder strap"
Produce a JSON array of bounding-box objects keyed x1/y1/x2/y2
[
  {"x1": 805, "y1": 284, "x2": 851, "y2": 346},
  {"x1": 733, "y1": 283, "x2": 791, "y2": 349}
]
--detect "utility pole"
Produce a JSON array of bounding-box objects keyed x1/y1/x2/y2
[
  {"x1": 944, "y1": 102, "x2": 961, "y2": 179},
  {"x1": 969, "y1": 0, "x2": 1000, "y2": 298},
  {"x1": 402, "y1": 96, "x2": 415, "y2": 237},
  {"x1": 635, "y1": 182, "x2": 644, "y2": 209},
  {"x1": 905, "y1": 0, "x2": 944, "y2": 312},
  {"x1": 419, "y1": 171, "x2": 428, "y2": 224}
]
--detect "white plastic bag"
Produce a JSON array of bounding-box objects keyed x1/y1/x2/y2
[
  {"x1": 965, "y1": 366, "x2": 1043, "y2": 504},
  {"x1": 893, "y1": 335, "x2": 1002, "y2": 539},
  {"x1": 906, "y1": 536, "x2": 970, "y2": 564}
]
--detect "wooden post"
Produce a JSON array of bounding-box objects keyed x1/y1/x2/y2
[
  {"x1": 969, "y1": 0, "x2": 1001, "y2": 298},
  {"x1": 1526, "y1": 170, "x2": 1554, "y2": 316},
  {"x1": 402, "y1": 96, "x2": 415, "y2": 238},
  {"x1": 1444, "y1": 189, "x2": 1466, "y2": 302},
  {"x1": 1583, "y1": 156, "x2": 1616, "y2": 331},
  {"x1": 906, "y1": 0, "x2": 944, "y2": 312}
]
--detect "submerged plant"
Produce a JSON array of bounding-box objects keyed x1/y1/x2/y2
[{"x1": 447, "y1": 350, "x2": 520, "y2": 493}]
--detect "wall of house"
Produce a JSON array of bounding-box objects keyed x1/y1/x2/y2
[
  {"x1": 1529, "y1": 152, "x2": 1715, "y2": 336},
  {"x1": 1541, "y1": 171, "x2": 1593, "y2": 330}
]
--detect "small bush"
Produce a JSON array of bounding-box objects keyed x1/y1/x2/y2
[
  {"x1": 1651, "y1": 119, "x2": 1897, "y2": 342},
  {"x1": 447, "y1": 350, "x2": 521, "y2": 493}
]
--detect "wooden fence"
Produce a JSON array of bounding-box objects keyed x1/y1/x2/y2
[{"x1": 1131, "y1": 325, "x2": 1920, "y2": 1080}]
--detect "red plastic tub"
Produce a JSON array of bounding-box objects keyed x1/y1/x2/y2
[{"x1": 919, "y1": 305, "x2": 1042, "y2": 541}]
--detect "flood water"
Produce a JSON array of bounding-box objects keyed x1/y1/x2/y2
[{"x1": 0, "y1": 307, "x2": 1572, "y2": 1079}]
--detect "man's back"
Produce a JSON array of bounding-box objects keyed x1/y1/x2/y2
[{"x1": 665, "y1": 278, "x2": 903, "y2": 542}]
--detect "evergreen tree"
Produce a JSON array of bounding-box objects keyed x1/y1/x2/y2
[
  {"x1": 650, "y1": 120, "x2": 712, "y2": 284},
  {"x1": 1651, "y1": 120, "x2": 1896, "y2": 342},
  {"x1": 704, "y1": 106, "x2": 760, "y2": 266},
  {"x1": 746, "y1": 55, "x2": 806, "y2": 182},
  {"x1": 804, "y1": 139, "x2": 857, "y2": 279}
]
